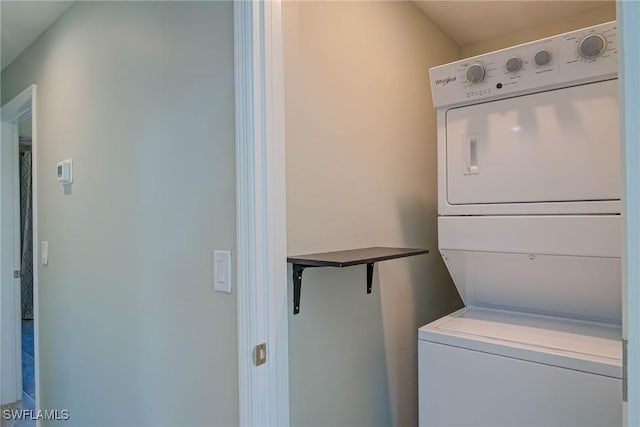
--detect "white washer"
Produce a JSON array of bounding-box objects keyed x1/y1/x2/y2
[{"x1": 421, "y1": 21, "x2": 622, "y2": 427}]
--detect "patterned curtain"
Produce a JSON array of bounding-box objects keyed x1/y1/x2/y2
[{"x1": 20, "y1": 151, "x2": 34, "y2": 319}]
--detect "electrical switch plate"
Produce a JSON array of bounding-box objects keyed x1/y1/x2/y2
[
  {"x1": 213, "y1": 250, "x2": 231, "y2": 293},
  {"x1": 254, "y1": 343, "x2": 267, "y2": 366},
  {"x1": 41, "y1": 241, "x2": 48, "y2": 265}
]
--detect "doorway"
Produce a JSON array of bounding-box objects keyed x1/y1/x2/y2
[
  {"x1": 18, "y1": 117, "x2": 35, "y2": 416},
  {"x1": 1, "y1": 85, "x2": 38, "y2": 426}
]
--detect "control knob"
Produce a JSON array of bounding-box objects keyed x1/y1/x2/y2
[
  {"x1": 534, "y1": 50, "x2": 552, "y2": 66},
  {"x1": 465, "y1": 63, "x2": 486, "y2": 84},
  {"x1": 505, "y1": 57, "x2": 522, "y2": 73},
  {"x1": 579, "y1": 33, "x2": 607, "y2": 59}
]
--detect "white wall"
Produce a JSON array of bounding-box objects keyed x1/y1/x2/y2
[
  {"x1": 284, "y1": 2, "x2": 462, "y2": 426},
  {"x1": 1, "y1": 2, "x2": 237, "y2": 426}
]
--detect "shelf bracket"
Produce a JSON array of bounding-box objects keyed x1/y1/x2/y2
[
  {"x1": 292, "y1": 264, "x2": 305, "y2": 315},
  {"x1": 292, "y1": 263, "x2": 375, "y2": 314},
  {"x1": 366, "y1": 263, "x2": 374, "y2": 294},
  {"x1": 288, "y1": 247, "x2": 428, "y2": 315}
]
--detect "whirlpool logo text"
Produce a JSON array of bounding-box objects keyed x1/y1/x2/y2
[{"x1": 435, "y1": 76, "x2": 456, "y2": 86}]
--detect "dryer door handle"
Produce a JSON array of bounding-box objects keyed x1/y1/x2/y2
[{"x1": 465, "y1": 135, "x2": 479, "y2": 174}]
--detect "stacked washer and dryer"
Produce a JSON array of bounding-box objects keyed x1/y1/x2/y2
[{"x1": 420, "y1": 22, "x2": 622, "y2": 427}]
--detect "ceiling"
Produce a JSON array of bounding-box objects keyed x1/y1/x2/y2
[
  {"x1": 0, "y1": 1, "x2": 613, "y2": 71},
  {"x1": 413, "y1": 0, "x2": 612, "y2": 47},
  {"x1": 1, "y1": 1, "x2": 73, "y2": 71}
]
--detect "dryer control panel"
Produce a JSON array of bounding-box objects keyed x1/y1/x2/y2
[{"x1": 430, "y1": 21, "x2": 618, "y2": 108}]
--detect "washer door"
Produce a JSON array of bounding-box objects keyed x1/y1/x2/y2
[{"x1": 445, "y1": 79, "x2": 620, "y2": 205}]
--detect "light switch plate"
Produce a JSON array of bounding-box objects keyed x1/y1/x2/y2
[
  {"x1": 41, "y1": 241, "x2": 48, "y2": 265},
  {"x1": 254, "y1": 343, "x2": 267, "y2": 366},
  {"x1": 213, "y1": 250, "x2": 231, "y2": 293}
]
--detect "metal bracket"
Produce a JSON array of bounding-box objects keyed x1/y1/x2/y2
[
  {"x1": 366, "y1": 263, "x2": 374, "y2": 294},
  {"x1": 292, "y1": 263, "x2": 376, "y2": 314},
  {"x1": 13, "y1": 270, "x2": 21, "y2": 279},
  {"x1": 292, "y1": 264, "x2": 306, "y2": 315}
]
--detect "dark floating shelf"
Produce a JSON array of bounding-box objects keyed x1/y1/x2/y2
[{"x1": 287, "y1": 247, "x2": 429, "y2": 314}]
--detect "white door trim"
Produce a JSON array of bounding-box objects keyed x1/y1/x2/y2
[
  {"x1": 1, "y1": 106, "x2": 22, "y2": 406},
  {"x1": 618, "y1": 2, "x2": 640, "y2": 425},
  {"x1": 234, "y1": 1, "x2": 290, "y2": 426},
  {"x1": 0, "y1": 85, "x2": 38, "y2": 411}
]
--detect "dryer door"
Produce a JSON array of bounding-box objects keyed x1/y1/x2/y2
[{"x1": 445, "y1": 79, "x2": 620, "y2": 205}]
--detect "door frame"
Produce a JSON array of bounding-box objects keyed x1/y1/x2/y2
[
  {"x1": 0, "y1": 85, "x2": 38, "y2": 409},
  {"x1": 618, "y1": 2, "x2": 640, "y2": 425},
  {"x1": 234, "y1": 1, "x2": 290, "y2": 426}
]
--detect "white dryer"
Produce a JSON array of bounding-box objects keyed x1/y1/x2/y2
[{"x1": 420, "y1": 21, "x2": 622, "y2": 427}]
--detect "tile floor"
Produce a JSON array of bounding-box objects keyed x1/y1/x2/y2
[{"x1": 1, "y1": 321, "x2": 35, "y2": 427}]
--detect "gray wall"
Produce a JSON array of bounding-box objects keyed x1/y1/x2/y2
[
  {"x1": 19, "y1": 118, "x2": 31, "y2": 138},
  {"x1": 284, "y1": 2, "x2": 462, "y2": 426},
  {"x1": 1, "y1": 2, "x2": 237, "y2": 426}
]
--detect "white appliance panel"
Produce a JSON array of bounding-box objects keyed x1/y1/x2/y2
[
  {"x1": 418, "y1": 340, "x2": 622, "y2": 427},
  {"x1": 430, "y1": 21, "x2": 617, "y2": 108},
  {"x1": 438, "y1": 215, "x2": 621, "y2": 258},
  {"x1": 419, "y1": 308, "x2": 622, "y2": 379},
  {"x1": 442, "y1": 250, "x2": 621, "y2": 324},
  {"x1": 445, "y1": 79, "x2": 620, "y2": 206},
  {"x1": 438, "y1": 215, "x2": 621, "y2": 324}
]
